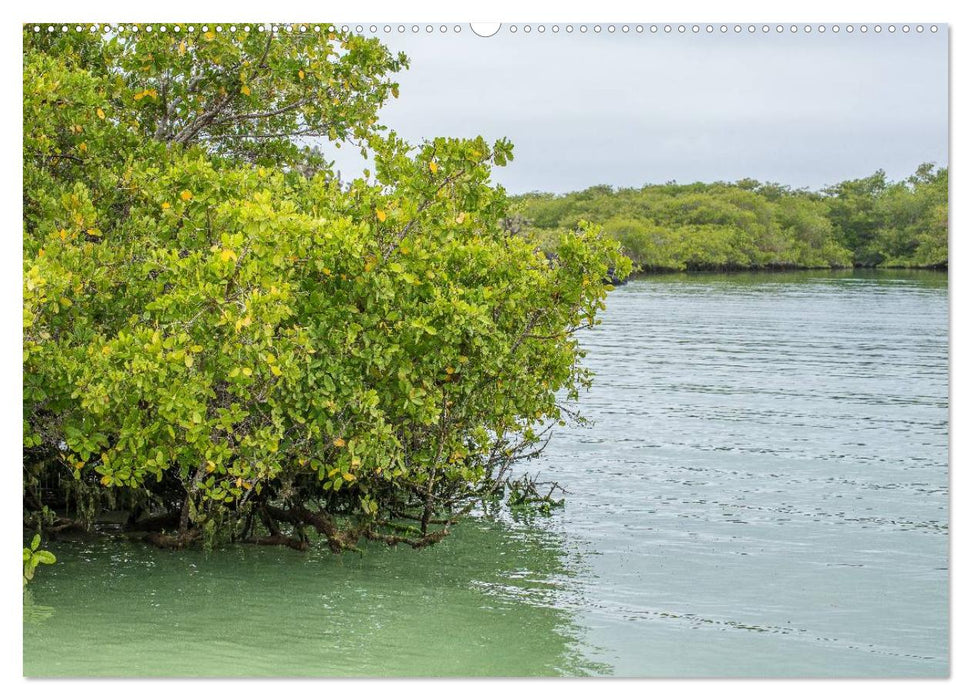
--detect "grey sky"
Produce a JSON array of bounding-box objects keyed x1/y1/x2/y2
[{"x1": 329, "y1": 26, "x2": 948, "y2": 194}]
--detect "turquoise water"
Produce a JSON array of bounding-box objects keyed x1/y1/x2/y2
[{"x1": 23, "y1": 270, "x2": 949, "y2": 677}]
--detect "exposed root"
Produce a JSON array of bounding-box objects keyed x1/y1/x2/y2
[{"x1": 363, "y1": 528, "x2": 449, "y2": 549}]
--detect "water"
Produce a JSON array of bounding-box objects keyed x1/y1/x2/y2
[{"x1": 23, "y1": 269, "x2": 949, "y2": 677}]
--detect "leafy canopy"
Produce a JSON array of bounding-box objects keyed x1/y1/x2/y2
[
  {"x1": 23, "y1": 25, "x2": 628, "y2": 552},
  {"x1": 512, "y1": 168, "x2": 947, "y2": 272}
]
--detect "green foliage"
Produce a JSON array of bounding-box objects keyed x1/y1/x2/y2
[
  {"x1": 825, "y1": 164, "x2": 949, "y2": 268},
  {"x1": 23, "y1": 534, "x2": 56, "y2": 586},
  {"x1": 23, "y1": 25, "x2": 628, "y2": 552},
  {"x1": 512, "y1": 168, "x2": 947, "y2": 272}
]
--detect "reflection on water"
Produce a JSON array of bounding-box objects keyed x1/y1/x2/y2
[
  {"x1": 22, "y1": 590, "x2": 54, "y2": 625},
  {"x1": 24, "y1": 270, "x2": 948, "y2": 677},
  {"x1": 23, "y1": 520, "x2": 606, "y2": 677}
]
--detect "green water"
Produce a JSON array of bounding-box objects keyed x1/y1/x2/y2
[
  {"x1": 23, "y1": 269, "x2": 949, "y2": 677},
  {"x1": 23, "y1": 521, "x2": 601, "y2": 676}
]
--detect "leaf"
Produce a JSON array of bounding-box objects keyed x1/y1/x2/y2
[
  {"x1": 180, "y1": 190, "x2": 193, "y2": 202},
  {"x1": 31, "y1": 534, "x2": 40, "y2": 551},
  {"x1": 241, "y1": 85, "x2": 251, "y2": 96},
  {"x1": 375, "y1": 209, "x2": 387, "y2": 222},
  {"x1": 298, "y1": 69, "x2": 305, "y2": 80},
  {"x1": 429, "y1": 161, "x2": 438, "y2": 174},
  {"x1": 34, "y1": 551, "x2": 56, "y2": 565},
  {"x1": 96, "y1": 108, "x2": 105, "y2": 120},
  {"x1": 333, "y1": 438, "x2": 345, "y2": 448}
]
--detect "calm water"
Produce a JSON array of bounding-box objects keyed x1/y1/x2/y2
[{"x1": 23, "y1": 270, "x2": 949, "y2": 677}]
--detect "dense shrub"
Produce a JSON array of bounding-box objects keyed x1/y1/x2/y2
[
  {"x1": 23, "y1": 26, "x2": 628, "y2": 551},
  {"x1": 512, "y1": 167, "x2": 947, "y2": 272}
]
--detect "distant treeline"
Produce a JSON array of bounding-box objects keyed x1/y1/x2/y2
[{"x1": 510, "y1": 164, "x2": 948, "y2": 272}]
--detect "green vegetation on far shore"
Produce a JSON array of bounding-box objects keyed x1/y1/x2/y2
[{"x1": 510, "y1": 165, "x2": 948, "y2": 273}]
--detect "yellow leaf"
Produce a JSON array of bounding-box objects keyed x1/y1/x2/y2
[
  {"x1": 184, "y1": 354, "x2": 194, "y2": 368},
  {"x1": 180, "y1": 189, "x2": 193, "y2": 201},
  {"x1": 455, "y1": 212, "x2": 466, "y2": 224},
  {"x1": 241, "y1": 85, "x2": 251, "y2": 96},
  {"x1": 270, "y1": 364, "x2": 282, "y2": 377},
  {"x1": 229, "y1": 367, "x2": 240, "y2": 378},
  {"x1": 375, "y1": 209, "x2": 387, "y2": 222},
  {"x1": 241, "y1": 367, "x2": 252, "y2": 377},
  {"x1": 429, "y1": 161, "x2": 438, "y2": 174},
  {"x1": 96, "y1": 108, "x2": 105, "y2": 120},
  {"x1": 190, "y1": 345, "x2": 203, "y2": 352},
  {"x1": 265, "y1": 353, "x2": 277, "y2": 364},
  {"x1": 161, "y1": 202, "x2": 171, "y2": 210},
  {"x1": 78, "y1": 142, "x2": 87, "y2": 153},
  {"x1": 178, "y1": 41, "x2": 187, "y2": 55},
  {"x1": 343, "y1": 472, "x2": 356, "y2": 482},
  {"x1": 100, "y1": 476, "x2": 112, "y2": 486},
  {"x1": 333, "y1": 438, "x2": 346, "y2": 448},
  {"x1": 204, "y1": 31, "x2": 215, "y2": 41},
  {"x1": 220, "y1": 248, "x2": 237, "y2": 262},
  {"x1": 101, "y1": 345, "x2": 111, "y2": 356},
  {"x1": 298, "y1": 69, "x2": 305, "y2": 80}
]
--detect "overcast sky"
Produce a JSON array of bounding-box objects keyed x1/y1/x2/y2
[{"x1": 328, "y1": 26, "x2": 948, "y2": 194}]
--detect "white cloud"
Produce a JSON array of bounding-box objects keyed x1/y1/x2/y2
[{"x1": 327, "y1": 28, "x2": 948, "y2": 192}]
